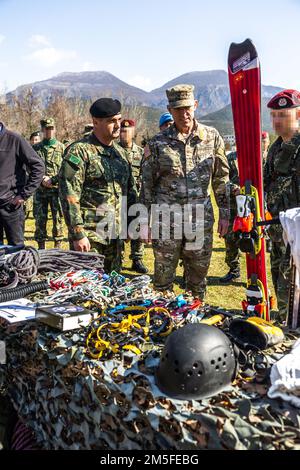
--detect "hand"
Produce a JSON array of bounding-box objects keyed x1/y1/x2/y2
[
  {"x1": 42, "y1": 176, "x2": 53, "y2": 188},
  {"x1": 11, "y1": 195, "x2": 25, "y2": 208},
  {"x1": 140, "y1": 225, "x2": 151, "y2": 244},
  {"x1": 73, "y1": 237, "x2": 91, "y2": 252},
  {"x1": 218, "y1": 218, "x2": 229, "y2": 238}
]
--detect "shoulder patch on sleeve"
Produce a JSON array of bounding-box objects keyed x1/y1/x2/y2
[{"x1": 68, "y1": 154, "x2": 81, "y2": 165}]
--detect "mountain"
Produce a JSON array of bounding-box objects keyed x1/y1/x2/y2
[
  {"x1": 5, "y1": 70, "x2": 284, "y2": 118},
  {"x1": 201, "y1": 97, "x2": 275, "y2": 135},
  {"x1": 6, "y1": 71, "x2": 151, "y2": 106}
]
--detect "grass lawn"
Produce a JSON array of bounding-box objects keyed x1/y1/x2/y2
[{"x1": 24, "y1": 199, "x2": 276, "y2": 312}]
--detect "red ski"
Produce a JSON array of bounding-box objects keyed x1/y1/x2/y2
[{"x1": 228, "y1": 39, "x2": 272, "y2": 320}]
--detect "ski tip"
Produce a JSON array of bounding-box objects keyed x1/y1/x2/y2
[{"x1": 228, "y1": 38, "x2": 258, "y2": 73}]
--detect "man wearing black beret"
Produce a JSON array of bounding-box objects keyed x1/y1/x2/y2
[{"x1": 59, "y1": 98, "x2": 137, "y2": 273}]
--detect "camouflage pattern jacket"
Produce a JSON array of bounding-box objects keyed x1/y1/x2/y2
[
  {"x1": 58, "y1": 133, "x2": 137, "y2": 243},
  {"x1": 226, "y1": 151, "x2": 240, "y2": 223},
  {"x1": 140, "y1": 121, "x2": 230, "y2": 223},
  {"x1": 264, "y1": 132, "x2": 300, "y2": 241},
  {"x1": 33, "y1": 139, "x2": 65, "y2": 190},
  {"x1": 120, "y1": 143, "x2": 144, "y2": 191}
]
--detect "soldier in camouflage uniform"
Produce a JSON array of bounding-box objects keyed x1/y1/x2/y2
[
  {"x1": 264, "y1": 89, "x2": 300, "y2": 320},
  {"x1": 33, "y1": 118, "x2": 65, "y2": 249},
  {"x1": 59, "y1": 98, "x2": 137, "y2": 274},
  {"x1": 119, "y1": 119, "x2": 148, "y2": 273},
  {"x1": 140, "y1": 85, "x2": 230, "y2": 299},
  {"x1": 24, "y1": 132, "x2": 42, "y2": 220},
  {"x1": 83, "y1": 123, "x2": 94, "y2": 138},
  {"x1": 219, "y1": 150, "x2": 241, "y2": 283}
]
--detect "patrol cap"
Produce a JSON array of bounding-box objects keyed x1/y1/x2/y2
[
  {"x1": 267, "y1": 89, "x2": 300, "y2": 110},
  {"x1": 90, "y1": 98, "x2": 121, "y2": 118},
  {"x1": 159, "y1": 112, "x2": 173, "y2": 128},
  {"x1": 40, "y1": 118, "x2": 55, "y2": 128},
  {"x1": 166, "y1": 84, "x2": 195, "y2": 108},
  {"x1": 30, "y1": 131, "x2": 40, "y2": 139},
  {"x1": 121, "y1": 119, "x2": 135, "y2": 128}
]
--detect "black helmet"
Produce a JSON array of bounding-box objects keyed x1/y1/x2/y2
[{"x1": 155, "y1": 323, "x2": 237, "y2": 400}]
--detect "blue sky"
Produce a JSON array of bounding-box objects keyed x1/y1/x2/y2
[{"x1": 0, "y1": 0, "x2": 299, "y2": 92}]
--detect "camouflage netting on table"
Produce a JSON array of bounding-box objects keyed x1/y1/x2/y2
[{"x1": 0, "y1": 322, "x2": 300, "y2": 450}]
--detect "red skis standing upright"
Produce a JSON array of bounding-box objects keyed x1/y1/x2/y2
[{"x1": 228, "y1": 39, "x2": 272, "y2": 320}]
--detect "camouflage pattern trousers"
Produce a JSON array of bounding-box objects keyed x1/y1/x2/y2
[
  {"x1": 33, "y1": 190, "x2": 64, "y2": 242},
  {"x1": 130, "y1": 239, "x2": 144, "y2": 261},
  {"x1": 90, "y1": 238, "x2": 123, "y2": 274},
  {"x1": 224, "y1": 221, "x2": 240, "y2": 273},
  {"x1": 270, "y1": 239, "x2": 292, "y2": 320},
  {"x1": 152, "y1": 228, "x2": 213, "y2": 300}
]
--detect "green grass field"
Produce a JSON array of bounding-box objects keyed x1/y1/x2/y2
[{"x1": 24, "y1": 201, "x2": 276, "y2": 312}]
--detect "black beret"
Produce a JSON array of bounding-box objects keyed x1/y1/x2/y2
[{"x1": 90, "y1": 98, "x2": 121, "y2": 118}]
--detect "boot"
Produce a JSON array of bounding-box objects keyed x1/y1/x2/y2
[
  {"x1": 132, "y1": 259, "x2": 149, "y2": 274},
  {"x1": 219, "y1": 270, "x2": 240, "y2": 284},
  {"x1": 38, "y1": 241, "x2": 45, "y2": 250},
  {"x1": 54, "y1": 241, "x2": 62, "y2": 249}
]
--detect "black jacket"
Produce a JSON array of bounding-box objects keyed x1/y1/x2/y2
[{"x1": 0, "y1": 123, "x2": 45, "y2": 207}]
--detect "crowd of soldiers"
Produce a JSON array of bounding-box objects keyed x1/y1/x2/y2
[{"x1": 0, "y1": 85, "x2": 300, "y2": 322}]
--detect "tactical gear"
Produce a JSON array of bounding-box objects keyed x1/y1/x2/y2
[
  {"x1": 229, "y1": 316, "x2": 284, "y2": 350},
  {"x1": 219, "y1": 270, "x2": 240, "y2": 284},
  {"x1": 156, "y1": 323, "x2": 237, "y2": 400}
]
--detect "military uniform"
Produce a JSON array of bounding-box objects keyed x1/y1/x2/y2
[
  {"x1": 59, "y1": 133, "x2": 137, "y2": 273},
  {"x1": 121, "y1": 141, "x2": 144, "y2": 262},
  {"x1": 140, "y1": 86, "x2": 229, "y2": 299},
  {"x1": 33, "y1": 125, "x2": 65, "y2": 246},
  {"x1": 223, "y1": 151, "x2": 241, "y2": 276},
  {"x1": 264, "y1": 134, "x2": 300, "y2": 318},
  {"x1": 264, "y1": 89, "x2": 300, "y2": 320}
]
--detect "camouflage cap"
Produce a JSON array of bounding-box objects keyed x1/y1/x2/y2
[
  {"x1": 166, "y1": 84, "x2": 195, "y2": 108},
  {"x1": 40, "y1": 118, "x2": 55, "y2": 128}
]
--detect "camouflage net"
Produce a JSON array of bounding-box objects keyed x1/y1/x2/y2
[{"x1": 1, "y1": 316, "x2": 300, "y2": 450}]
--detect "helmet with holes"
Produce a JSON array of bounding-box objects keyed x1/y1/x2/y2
[{"x1": 155, "y1": 323, "x2": 237, "y2": 400}]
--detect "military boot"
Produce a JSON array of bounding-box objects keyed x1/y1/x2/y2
[
  {"x1": 38, "y1": 241, "x2": 45, "y2": 250},
  {"x1": 219, "y1": 270, "x2": 240, "y2": 284},
  {"x1": 54, "y1": 241, "x2": 62, "y2": 249},
  {"x1": 132, "y1": 260, "x2": 149, "y2": 274}
]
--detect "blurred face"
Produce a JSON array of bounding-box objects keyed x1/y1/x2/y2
[
  {"x1": 261, "y1": 135, "x2": 270, "y2": 152},
  {"x1": 43, "y1": 127, "x2": 56, "y2": 140},
  {"x1": 93, "y1": 114, "x2": 122, "y2": 142},
  {"x1": 271, "y1": 108, "x2": 300, "y2": 137},
  {"x1": 168, "y1": 101, "x2": 198, "y2": 131},
  {"x1": 30, "y1": 135, "x2": 41, "y2": 145},
  {"x1": 120, "y1": 127, "x2": 135, "y2": 147},
  {"x1": 160, "y1": 121, "x2": 173, "y2": 131}
]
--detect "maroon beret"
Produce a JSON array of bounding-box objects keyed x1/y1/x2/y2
[
  {"x1": 121, "y1": 119, "x2": 135, "y2": 128},
  {"x1": 267, "y1": 89, "x2": 300, "y2": 110}
]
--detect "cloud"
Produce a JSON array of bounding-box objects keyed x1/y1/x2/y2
[
  {"x1": 127, "y1": 75, "x2": 153, "y2": 91},
  {"x1": 29, "y1": 34, "x2": 51, "y2": 48},
  {"x1": 24, "y1": 47, "x2": 77, "y2": 67},
  {"x1": 0, "y1": 34, "x2": 5, "y2": 45}
]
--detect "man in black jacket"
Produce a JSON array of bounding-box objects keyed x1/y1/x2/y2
[{"x1": 0, "y1": 122, "x2": 45, "y2": 245}]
